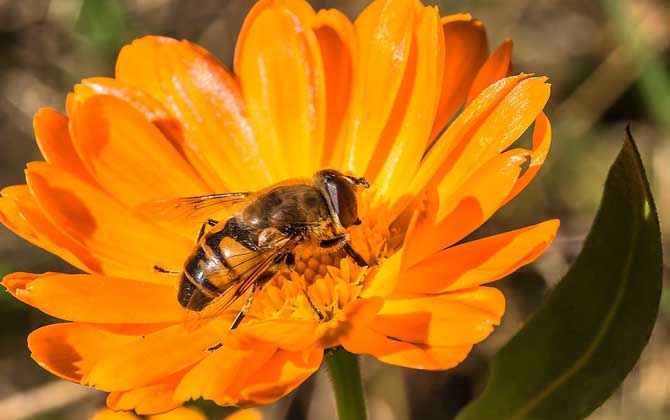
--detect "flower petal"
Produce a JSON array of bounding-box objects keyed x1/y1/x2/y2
[
  {"x1": 241, "y1": 296, "x2": 382, "y2": 350},
  {"x1": 370, "y1": 5, "x2": 444, "y2": 205},
  {"x1": 28, "y1": 323, "x2": 135, "y2": 382},
  {"x1": 372, "y1": 286, "x2": 505, "y2": 346},
  {"x1": 108, "y1": 378, "x2": 186, "y2": 416},
  {"x1": 313, "y1": 9, "x2": 356, "y2": 168},
  {"x1": 407, "y1": 74, "x2": 549, "y2": 212},
  {"x1": 241, "y1": 319, "x2": 318, "y2": 351},
  {"x1": 235, "y1": 347, "x2": 322, "y2": 404},
  {"x1": 149, "y1": 407, "x2": 207, "y2": 420},
  {"x1": 33, "y1": 108, "x2": 92, "y2": 181},
  {"x1": 235, "y1": 2, "x2": 326, "y2": 180},
  {"x1": 174, "y1": 338, "x2": 276, "y2": 404},
  {"x1": 0, "y1": 185, "x2": 105, "y2": 273},
  {"x1": 84, "y1": 322, "x2": 225, "y2": 391},
  {"x1": 430, "y1": 15, "x2": 488, "y2": 141},
  {"x1": 466, "y1": 39, "x2": 513, "y2": 104},
  {"x1": 403, "y1": 149, "x2": 529, "y2": 265},
  {"x1": 70, "y1": 94, "x2": 210, "y2": 206},
  {"x1": 341, "y1": 0, "x2": 415, "y2": 174},
  {"x1": 502, "y1": 112, "x2": 552, "y2": 205},
  {"x1": 71, "y1": 77, "x2": 172, "y2": 124},
  {"x1": 2, "y1": 272, "x2": 184, "y2": 323},
  {"x1": 342, "y1": 326, "x2": 471, "y2": 370},
  {"x1": 0, "y1": 185, "x2": 42, "y2": 246},
  {"x1": 25, "y1": 162, "x2": 192, "y2": 282},
  {"x1": 223, "y1": 409, "x2": 263, "y2": 420},
  {"x1": 116, "y1": 36, "x2": 266, "y2": 190},
  {"x1": 92, "y1": 408, "x2": 138, "y2": 420},
  {"x1": 435, "y1": 76, "x2": 549, "y2": 199},
  {"x1": 396, "y1": 219, "x2": 560, "y2": 294}
]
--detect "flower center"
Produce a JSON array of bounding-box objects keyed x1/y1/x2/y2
[{"x1": 247, "y1": 190, "x2": 393, "y2": 324}]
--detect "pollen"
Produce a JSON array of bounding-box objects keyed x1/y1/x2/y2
[{"x1": 247, "y1": 192, "x2": 392, "y2": 324}]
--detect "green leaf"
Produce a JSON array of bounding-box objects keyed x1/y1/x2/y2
[
  {"x1": 75, "y1": 0, "x2": 132, "y2": 53},
  {"x1": 456, "y1": 129, "x2": 663, "y2": 420}
]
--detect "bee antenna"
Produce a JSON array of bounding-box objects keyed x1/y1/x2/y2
[{"x1": 343, "y1": 174, "x2": 370, "y2": 189}]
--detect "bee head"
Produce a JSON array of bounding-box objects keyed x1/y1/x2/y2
[{"x1": 313, "y1": 169, "x2": 369, "y2": 228}]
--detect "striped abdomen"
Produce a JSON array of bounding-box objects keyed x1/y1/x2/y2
[{"x1": 177, "y1": 219, "x2": 275, "y2": 312}]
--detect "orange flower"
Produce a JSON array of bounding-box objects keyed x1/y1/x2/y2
[
  {"x1": 92, "y1": 406, "x2": 259, "y2": 420},
  {"x1": 0, "y1": 0, "x2": 558, "y2": 415}
]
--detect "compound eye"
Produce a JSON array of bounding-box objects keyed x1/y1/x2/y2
[{"x1": 325, "y1": 176, "x2": 358, "y2": 228}]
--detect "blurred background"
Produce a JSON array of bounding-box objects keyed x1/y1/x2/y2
[{"x1": 0, "y1": 0, "x2": 668, "y2": 419}]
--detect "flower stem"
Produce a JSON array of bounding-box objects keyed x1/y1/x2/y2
[{"x1": 326, "y1": 346, "x2": 367, "y2": 420}]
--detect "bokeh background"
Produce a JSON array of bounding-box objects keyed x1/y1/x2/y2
[{"x1": 0, "y1": 0, "x2": 668, "y2": 419}]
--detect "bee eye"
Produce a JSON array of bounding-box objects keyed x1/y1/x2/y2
[{"x1": 314, "y1": 170, "x2": 360, "y2": 228}]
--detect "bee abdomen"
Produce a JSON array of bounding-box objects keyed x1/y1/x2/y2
[{"x1": 178, "y1": 250, "x2": 232, "y2": 311}]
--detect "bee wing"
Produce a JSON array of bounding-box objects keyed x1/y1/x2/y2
[
  {"x1": 183, "y1": 234, "x2": 301, "y2": 331},
  {"x1": 136, "y1": 192, "x2": 252, "y2": 223}
]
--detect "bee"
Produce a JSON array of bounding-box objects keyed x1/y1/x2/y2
[{"x1": 148, "y1": 169, "x2": 370, "y2": 333}]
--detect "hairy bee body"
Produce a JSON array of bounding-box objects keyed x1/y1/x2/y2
[
  {"x1": 178, "y1": 183, "x2": 335, "y2": 312},
  {"x1": 146, "y1": 169, "x2": 368, "y2": 329}
]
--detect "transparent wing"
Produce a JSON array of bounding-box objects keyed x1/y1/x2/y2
[
  {"x1": 183, "y1": 234, "x2": 301, "y2": 330},
  {"x1": 136, "y1": 192, "x2": 252, "y2": 223}
]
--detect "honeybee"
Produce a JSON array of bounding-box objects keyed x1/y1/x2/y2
[{"x1": 148, "y1": 169, "x2": 369, "y2": 333}]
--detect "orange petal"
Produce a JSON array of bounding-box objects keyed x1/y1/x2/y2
[
  {"x1": 28, "y1": 323, "x2": 135, "y2": 382},
  {"x1": 241, "y1": 319, "x2": 318, "y2": 351},
  {"x1": 2, "y1": 272, "x2": 183, "y2": 323},
  {"x1": 342, "y1": 325, "x2": 471, "y2": 370},
  {"x1": 233, "y1": 0, "x2": 318, "y2": 63},
  {"x1": 84, "y1": 322, "x2": 226, "y2": 391},
  {"x1": 429, "y1": 16, "x2": 488, "y2": 141},
  {"x1": 149, "y1": 407, "x2": 207, "y2": 420},
  {"x1": 174, "y1": 339, "x2": 276, "y2": 404},
  {"x1": 25, "y1": 162, "x2": 192, "y2": 282},
  {"x1": 0, "y1": 185, "x2": 42, "y2": 246},
  {"x1": 235, "y1": 3, "x2": 326, "y2": 180},
  {"x1": 224, "y1": 409, "x2": 263, "y2": 420},
  {"x1": 235, "y1": 347, "x2": 322, "y2": 404},
  {"x1": 108, "y1": 379, "x2": 185, "y2": 416},
  {"x1": 314, "y1": 9, "x2": 356, "y2": 168},
  {"x1": 370, "y1": 5, "x2": 444, "y2": 205},
  {"x1": 403, "y1": 149, "x2": 529, "y2": 265},
  {"x1": 71, "y1": 77, "x2": 171, "y2": 123},
  {"x1": 407, "y1": 74, "x2": 548, "y2": 209},
  {"x1": 466, "y1": 39, "x2": 513, "y2": 104},
  {"x1": 360, "y1": 235, "x2": 405, "y2": 298},
  {"x1": 341, "y1": 0, "x2": 416, "y2": 174},
  {"x1": 0, "y1": 185, "x2": 106, "y2": 273},
  {"x1": 116, "y1": 36, "x2": 267, "y2": 191},
  {"x1": 70, "y1": 78, "x2": 205, "y2": 185},
  {"x1": 69, "y1": 94, "x2": 209, "y2": 207},
  {"x1": 372, "y1": 286, "x2": 505, "y2": 346},
  {"x1": 502, "y1": 112, "x2": 552, "y2": 205},
  {"x1": 442, "y1": 77, "x2": 549, "y2": 182},
  {"x1": 33, "y1": 108, "x2": 92, "y2": 181},
  {"x1": 396, "y1": 219, "x2": 560, "y2": 294},
  {"x1": 92, "y1": 408, "x2": 139, "y2": 420}
]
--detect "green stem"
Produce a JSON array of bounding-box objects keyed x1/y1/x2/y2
[{"x1": 326, "y1": 346, "x2": 367, "y2": 420}]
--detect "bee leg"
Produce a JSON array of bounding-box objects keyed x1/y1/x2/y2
[
  {"x1": 284, "y1": 252, "x2": 296, "y2": 270},
  {"x1": 197, "y1": 218, "x2": 219, "y2": 241},
  {"x1": 229, "y1": 282, "x2": 258, "y2": 330},
  {"x1": 207, "y1": 343, "x2": 222, "y2": 352},
  {"x1": 320, "y1": 235, "x2": 368, "y2": 267},
  {"x1": 153, "y1": 265, "x2": 179, "y2": 275},
  {"x1": 303, "y1": 289, "x2": 324, "y2": 320},
  {"x1": 319, "y1": 234, "x2": 348, "y2": 249},
  {"x1": 343, "y1": 243, "x2": 368, "y2": 267}
]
